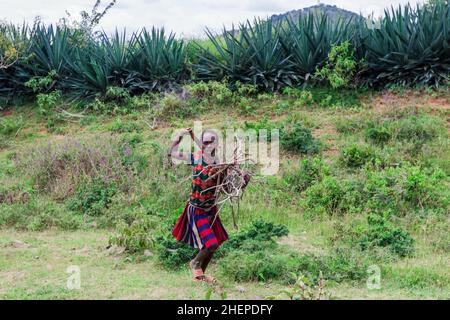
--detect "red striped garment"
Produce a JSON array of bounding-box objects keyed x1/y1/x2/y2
[{"x1": 172, "y1": 201, "x2": 228, "y2": 250}]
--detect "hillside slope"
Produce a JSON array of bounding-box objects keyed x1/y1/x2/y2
[{"x1": 270, "y1": 4, "x2": 361, "y2": 23}]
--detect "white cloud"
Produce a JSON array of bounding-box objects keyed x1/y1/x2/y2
[{"x1": 0, "y1": 0, "x2": 425, "y2": 37}]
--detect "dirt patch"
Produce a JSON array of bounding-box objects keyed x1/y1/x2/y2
[
  {"x1": 1, "y1": 270, "x2": 26, "y2": 282},
  {"x1": 314, "y1": 124, "x2": 339, "y2": 159},
  {"x1": 54, "y1": 134, "x2": 66, "y2": 140},
  {"x1": 371, "y1": 92, "x2": 450, "y2": 115},
  {"x1": 9, "y1": 240, "x2": 31, "y2": 249}
]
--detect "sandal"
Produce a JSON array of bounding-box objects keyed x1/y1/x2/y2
[
  {"x1": 202, "y1": 275, "x2": 217, "y2": 284},
  {"x1": 193, "y1": 269, "x2": 207, "y2": 282}
]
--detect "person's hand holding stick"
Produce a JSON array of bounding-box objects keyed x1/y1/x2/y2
[{"x1": 168, "y1": 128, "x2": 198, "y2": 165}]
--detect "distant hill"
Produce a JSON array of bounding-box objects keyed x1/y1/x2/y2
[{"x1": 270, "y1": 4, "x2": 362, "y2": 23}]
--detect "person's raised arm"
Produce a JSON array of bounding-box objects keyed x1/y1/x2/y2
[
  {"x1": 188, "y1": 128, "x2": 202, "y2": 148},
  {"x1": 168, "y1": 129, "x2": 193, "y2": 164}
]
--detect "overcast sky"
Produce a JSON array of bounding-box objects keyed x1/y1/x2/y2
[{"x1": 0, "y1": 0, "x2": 424, "y2": 38}]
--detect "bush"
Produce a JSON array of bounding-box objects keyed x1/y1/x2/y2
[
  {"x1": 335, "y1": 117, "x2": 365, "y2": 134},
  {"x1": 284, "y1": 157, "x2": 329, "y2": 192},
  {"x1": 220, "y1": 220, "x2": 289, "y2": 255},
  {"x1": 340, "y1": 143, "x2": 374, "y2": 168},
  {"x1": 107, "y1": 117, "x2": 142, "y2": 133},
  {"x1": 0, "y1": 116, "x2": 23, "y2": 137},
  {"x1": 66, "y1": 179, "x2": 117, "y2": 216},
  {"x1": 364, "y1": 165, "x2": 448, "y2": 214},
  {"x1": 302, "y1": 176, "x2": 364, "y2": 217},
  {"x1": 154, "y1": 234, "x2": 196, "y2": 269},
  {"x1": 219, "y1": 249, "x2": 290, "y2": 282},
  {"x1": 359, "y1": 214, "x2": 415, "y2": 257},
  {"x1": 158, "y1": 93, "x2": 194, "y2": 119},
  {"x1": 105, "y1": 86, "x2": 131, "y2": 103},
  {"x1": 365, "y1": 121, "x2": 392, "y2": 145},
  {"x1": 282, "y1": 88, "x2": 313, "y2": 107},
  {"x1": 395, "y1": 115, "x2": 439, "y2": 145},
  {"x1": 280, "y1": 122, "x2": 320, "y2": 154},
  {"x1": 14, "y1": 135, "x2": 138, "y2": 200},
  {"x1": 388, "y1": 266, "x2": 450, "y2": 290},
  {"x1": 315, "y1": 41, "x2": 359, "y2": 89},
  {"x1": 109, "y1": 217, "x2": 158, "y2": 254},
  {"x1": 0, "y1": 198, "x2": 83, "y2": 231},
  {"x1": 36, "y1": 91, "x2": 61, "y2": 115},
  {"x1": 312, "y1": 88, "x2": 363, "y2": 109},
  {"x1": 187, "y1": 81, "x2": 234, "y2": 106},
  {"x1": 294, "y1": 248, "x2": 369, "y2": 283}
]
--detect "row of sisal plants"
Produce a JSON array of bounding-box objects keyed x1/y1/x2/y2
[{"x1": 0, "y1": 2, "x2": 449, "y2": 103}]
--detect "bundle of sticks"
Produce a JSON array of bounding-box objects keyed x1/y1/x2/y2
[{"x1": 203, "y1": 141, "x2": 253, "y2": 229}]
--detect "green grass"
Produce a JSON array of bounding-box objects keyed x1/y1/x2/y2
[{"x1": 0, "y1": 86, "x2": 449, "y2": 300}]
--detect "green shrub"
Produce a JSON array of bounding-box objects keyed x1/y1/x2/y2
[
  {"x1": 66, "y1": 179, "x2": 117, "y2": 216},
  {"x1": 238, "y1": 96, "x2": 257, "y2": 114},
  {"x1": 282, "y1": 88, "x2": 314, "y2": 107},
  {"x1": 244, "y1": 117, "x2": 277, "y2": 138},
  {"x1": 302, "y1": 176, "x2": 363, "y2": 217},
  {"x1": 120, "y1": 132, "x2": 143, "y2": 147},
  {"x1": 216, "y1": 221, "x2": 291, "y2": 281},
  {"x1": 220, "y1": 220, "x2": 289, "y2": 255},
  {"x1": 14, "y1": 135, "x2": 137, "y2": 200},
  {"x1": 187, "y1": 81, "x2": 234, "y2": 105},
  {"x1": 395, "y1": 116, "x2": 439, "y2": 145},
  {"x1": 107, "y1": 117, "x2": 142, "y2": 133},
  {"x1": 315, "y1": 41, "x2": 359, "y2": 89},
  {"x1": 359, "y1": 214, "x2": 414, "y2": 257},
  {"x1": 364, "y1": 165, "x2": 448, "y2": 214},
  {"x1": 388, "y1": 266, "x2": 450, "y2": 289},
  {"x1": 284, "y1": 157, "x2": 329, "y2": 192},
  {"x1": 0, "y1": 116, "x2": 23, "y2": 137},
  {"x1": 312, "y1": 88, "x2": 363, "y2": 109},
  {"x1": 0, "y1": 198, "x2": 83, "y2": 231},
  {"x1": 294, "y1": 248, "x2": 369, "y2": 283},
  {"x1": 336, "y1": 117, "x2": 365, "y2": 134},
  {"x1": 36, "y1": 91, "x2": 61, "y2": 115},
  {"x1": 159, "y1": 93, "x2": 193, "y2": 119},
  {"x1": 109, "y1": 217, "x2": 158, "y2": 254},
  {"x1": 219, "y1": 249, "x2": 290, "y2": 282},
  {"x1": 365, "y1": 121, "x2": 392, "y2": 145},
  {"x1": 280, "y1": 122, "x2": 320, "y2": 154},
  {"x1": 340, "y1": 143, "x2": 374, "y2": 168},
  {"x1": 154, "y1": 234, "x2": 196, "y2": 269},
  {"x1": 105, "y1": 86, "x2": 131, "y2": 103},
  {"x1": 25, "y1": 70, "x2": 58, "y2": 93}
]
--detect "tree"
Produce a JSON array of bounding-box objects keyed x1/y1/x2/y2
[{"x1": 59, "y1": 0, "x2": 117, "y2": 38}]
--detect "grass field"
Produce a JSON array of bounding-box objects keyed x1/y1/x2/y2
[{"x1": 0, "y1": 86, "x2": 449, "y2": 300}]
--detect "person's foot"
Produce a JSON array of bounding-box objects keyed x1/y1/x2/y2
[
  {"x1": 190, "y1": 260, "x2": 205, "y2": 281},
  {"x1": 202, "y1": 275, "x2": 217, "y2": 284}
]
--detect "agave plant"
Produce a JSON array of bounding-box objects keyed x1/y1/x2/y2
[
  {"x1": 29, "y1": 25, "x2": 74, "y2": 78},
  {"x1": 64, "y1": 41, "x2": 111, "y2": 97},
  {"x1": 129, "y1": 27, "x2": 188, "y2": 92},
  {"x1": 362, "y1": 2, "x2": 450, "y2": 87},
  {"x1": 196, "y1": 19, "x2": 298, "y2": 91},
  {"x1": 194, "y1": 26, "x2": 253, "y2": 83},
  {"x1": 242, "y1": 19, "x2": 298, "y2": 91},
  {"x1": 0, "y1": 22, "x2": 34, "y2": 101},
  {"x1": 100, "y1": 29, "x2": 137, "y2": 87},
  {"x1": 279, "y1": 13, "x2": 358, "y2": 85}
]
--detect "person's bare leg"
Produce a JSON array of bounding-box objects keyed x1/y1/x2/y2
[
  {"x1": 190, "y1": 247, "x2": 217, "y2": 283},
  {"x1": 191, "y1": 249, "x2": 207, "y2": 270},
  {"x1": 201, "y1": 249, "x2": 215, "y2": 272}
]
